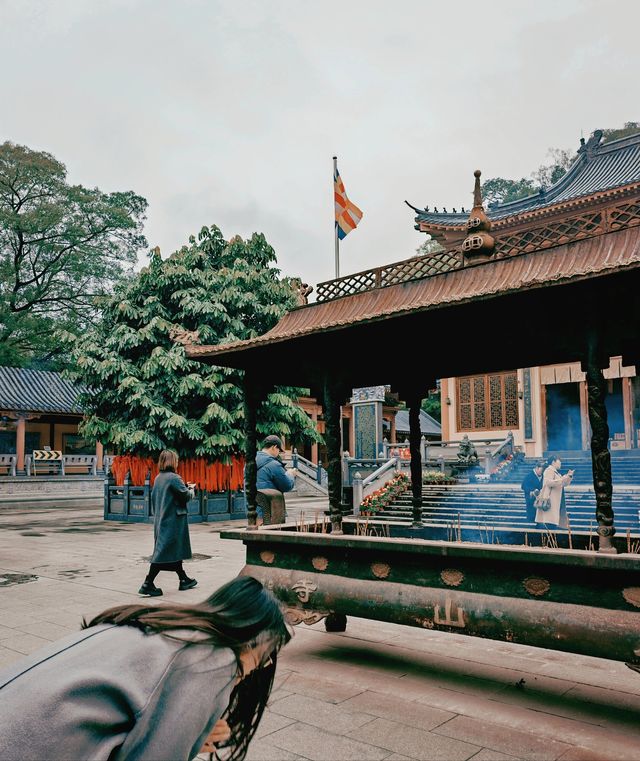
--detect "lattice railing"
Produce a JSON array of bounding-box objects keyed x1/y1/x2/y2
[
  {"x1": 315, "y1": 249, "x2": 461, "y2": 302},
  {"x1": 609, "y1": 200, "x2": 640, "y2": 230},
  {"x1": 494, "y1": 212, "x2": 604, "y2": 257},
  {"x1": 314, "y1": 196, "x2": 640, "y2": 303},
  {"x1": 381, "y1": 249, "x2": 461, "y2": 285}
]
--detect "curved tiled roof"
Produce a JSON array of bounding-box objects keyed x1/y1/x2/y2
[
  {"x1": 394, "y1": 409, "x2": 441, "y2": 436},
  {"x1": 0, "y1": 366, "x2": 86, "y2": 414},
  {"x1": 413, "y1": 132, "x2": 640, "y2": 229},
  {"x1": 187, "y1": 226, "x2": 640, "y2": 363}
]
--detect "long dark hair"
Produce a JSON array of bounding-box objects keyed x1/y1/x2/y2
[{"x1": 83, "y1": 575, "x2": 291, "y2": 761}]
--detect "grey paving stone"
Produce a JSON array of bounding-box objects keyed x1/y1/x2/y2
[
  {"x1": 433, "y1": 716, "x2": 569, "y2": 760},
  {"x1": 0, "y1": 632, "x2": 51, "y2": 655},
  {"x1": 17, "y1": 620, "x2": 76, "y2": 641},
  {"x1": 245, "y1": 740, "x2": 307, "y2": 761},
  {"x1": 340, "y1": 689, "x2": 455, "y2": 730},
  {"x1": 276, "y1": 671, "x2": 365, "y2": 703},
  {"x1": 556, "y1": 746, "x2": 616, "y2": 761},
  {"x1": 470, "y1": 749, "x2": 522, "y2": 761},
  {"x1": 269, "y1": 693, "x2": 375, "y2": 734},
  {"x1": 0, "y1": 611, "x2": 39, "y2": 629},
  {"x1": 253, "y1": 710, "x2": 297, "y2": 740},
  {"x1": 349, "y1": 717, "x2": 480, "y2": 760},
  {"x1": 267, "y1": 722, "x2": 389, "y2": 760}
]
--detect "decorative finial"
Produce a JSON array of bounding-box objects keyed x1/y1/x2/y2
[
  {"x1": 424, "y1": 205, "x2": 430, "y2": 212},
  {"x1": 443, "y1": 207, "x2": 447, "y2": 213},
  {"x1": 462, "y1": 168, "x2": 494, "y2": 263},
  {"x1": 461, "y1": 206, "x2": 465, "y2": 213},
  {"x1": 473, "y1": 169, "x2": 483, "y2": 207},
  {"x1": 434, "y1": 206, "x2": 438, "y2": 213},
  {"x1": 453, "y1": 208, "x2": 457, "y2": 214}
]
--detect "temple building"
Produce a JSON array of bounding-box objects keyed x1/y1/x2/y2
[{"x1": 411, "y1": 130, "x2": 640, "y2": 456}]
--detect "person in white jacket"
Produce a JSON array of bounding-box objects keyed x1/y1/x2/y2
[{"x1": 535, "y1": 455, "x2": 574, "y2": 529}]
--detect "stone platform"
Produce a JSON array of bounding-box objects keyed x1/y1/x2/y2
[
  {"x1": 1, "y1": 499, "x2": 639, "y2": 760},
  {"x1": 0, "y1": 476, "x2": 103, "y2": 505}
]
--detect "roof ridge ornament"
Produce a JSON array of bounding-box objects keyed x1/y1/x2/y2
[
  {"x1": 462, "y1": 170, "x2": 495, "y2": 263},
  {"x1": 577, "y1": 129, "x2": 604, "y2": 159}
]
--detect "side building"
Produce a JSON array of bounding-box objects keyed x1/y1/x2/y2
[{"x1": 411, "y1": 130, "x2": 640, "y2": 457}]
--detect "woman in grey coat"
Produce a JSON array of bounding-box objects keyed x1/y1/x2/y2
[
  {"x1": 139, "y1": 449, "x2": 197, "y2": 596},
  {"x1": 0, "y1": 576, "x2": 291, "y2": 761}
]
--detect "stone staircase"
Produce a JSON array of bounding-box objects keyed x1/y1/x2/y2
[
  {"x1": 377, "y1": 483, "x2": 640, "y2": 533},
  {"x1": 496, "y1": 450, "x2": 640, "y2": 486}
]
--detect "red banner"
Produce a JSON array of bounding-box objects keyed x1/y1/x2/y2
[{"x1": 110, "y1": 455, "x2": 245, "y2": 492}]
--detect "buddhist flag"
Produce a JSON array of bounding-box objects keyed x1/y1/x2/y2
[{"x1": 334, "y1": 163, "x2": 363, "y2": 240}]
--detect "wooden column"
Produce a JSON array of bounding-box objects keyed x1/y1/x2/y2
[
  {"x1": 583, "y1": 339, "x2": 616, "y2": 553},
  {"x1": 311, "y1": 409, "x2": 319, "y2": 464},
  {"x1": 622, "y1": 376, "x2": 633, "y2": 449},
  {"x1": 243, "y1": 375, "x2": 260, "y2": 528},
  {"x1": 95, "y1": 441, "x2": 104, "y2": 472},
  {"x1": 396, "y1": 388, "x2": 425, "y2": 528},
  {"x1": 322, "y1": 375, "x2": 347, "y2": 534},
  {"x1": 16, "y1": 415, "x2": 26, "y2": 475},
  {"x1": 579, "y1": 381, "x2": 590, "y2": 451}
]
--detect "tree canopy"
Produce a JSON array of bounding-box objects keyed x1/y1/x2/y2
[
  {"x1": 66, "y1": 225, "x2": 321, "y2": 460},
  {"x1": 0, "y1": 141, "x2": 147, "y2": 368}
]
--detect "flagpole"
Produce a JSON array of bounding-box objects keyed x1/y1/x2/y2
[{"x1": 333, "y1": 156, "x2": 339, "y2": 279}]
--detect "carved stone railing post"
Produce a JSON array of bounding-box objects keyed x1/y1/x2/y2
[
  {"x1": 582, "y1": 341, "x2": 616, "y2": 553},
  {"x1": 484, "y1": 448, "x2": 492, "y2": 476},
  {"x1": 352, "y1": 472, "x2": 363, "y2": 515}
]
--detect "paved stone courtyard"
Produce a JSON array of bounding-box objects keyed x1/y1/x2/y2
[{"x1": 1, "y1": 499, "x2": 640, "y2": 760}]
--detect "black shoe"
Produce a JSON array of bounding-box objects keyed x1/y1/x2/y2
[
  {"x1": 138, "y1": 581, "x2": 163, "y2": 596},
  {"x1": 179, "y1": 577, "x2": 197, "y2": 591}
]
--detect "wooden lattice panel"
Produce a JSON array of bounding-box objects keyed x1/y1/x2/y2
[
  {"x1": 494, "y1": 212, "x2": 603, "y2": 257},
  {"x1": 457, "y1": 372, "x2": 518, "y2": 431},
  {"x1": 609, "y1": 201, "x2": 640, "y2": 230},
  {"x1": 381, "y1": 250, "x2": 461, "y2": 286}
]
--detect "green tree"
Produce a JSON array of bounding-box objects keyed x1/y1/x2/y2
[
  {"x1": 415, "y1": 236, "x2": 444, "y2": 257},
  {"x1": 0, "y1": 141, "x2": 147, "y2": 368},
  {"x1": 421, "y1": 394, "x2": 441, "y2": 423},
  {"x1": 602, "y1": 122, "x2": 640, "y2": 142},
  {"x1": 65, "y1": 225, "x2": 320, "y2": 460},
  {"x1": 480, "y1": 176, "x2": 536, "y2": 206}
]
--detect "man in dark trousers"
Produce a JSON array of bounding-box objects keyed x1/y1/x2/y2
[{"x1": 521, "y1": 461, "x2": 544, "y2": 522}]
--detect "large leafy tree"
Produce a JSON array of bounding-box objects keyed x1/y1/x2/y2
[
  {"x1": 66, "y1": 225, "x2": 320, "y2": 460},
  {"x1": 0, "y1": 141, "x2": 147, "y2": 367}
]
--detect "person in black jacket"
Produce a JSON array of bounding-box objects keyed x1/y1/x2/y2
[
  {"x1": 521, "y1": 461, "x2": 544, "y2": 522},
  {"x1": 139, "y1": 450, "x2": 197, "y2": 596}
]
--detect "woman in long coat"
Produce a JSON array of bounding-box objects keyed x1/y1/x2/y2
[
  {"x1": 139, "y1": 449, "x2": 197, "y2": 596},
  {"x1": 535, "y1": 456, "x2": 574, "y2": 528},
  {"x1": 0, "y1": 576, "x2": 292, "y2": 761}
]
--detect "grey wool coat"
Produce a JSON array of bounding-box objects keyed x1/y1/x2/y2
[
  {"x1": 0, "y1": 623, "x2": 237, "y2": 761},
  {"x1": 151, "y1": 471, "x2": 194, "y2": 563}
]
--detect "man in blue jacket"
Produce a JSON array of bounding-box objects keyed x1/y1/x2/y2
[
  {"x1": 521, "y1": 461, "x2": 544, "y2": 522},
  {"x1": 255, "y1": 435, "x2": 296, "y2": 523}
]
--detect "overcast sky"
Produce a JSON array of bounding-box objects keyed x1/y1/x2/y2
[{"x1": 1, "y1": 0, "x2": 638, "y2": 289}]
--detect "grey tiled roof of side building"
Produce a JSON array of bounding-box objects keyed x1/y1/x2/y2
[
  {"x1": 0, "y1": 366, "x2": 87, "y2": 414},
  {"x1": 393, "y1": 409, "x2": 442, "y2": 437},
  {"x1": 413, "y1": 131, "x2": 640, "y2": 227}
]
